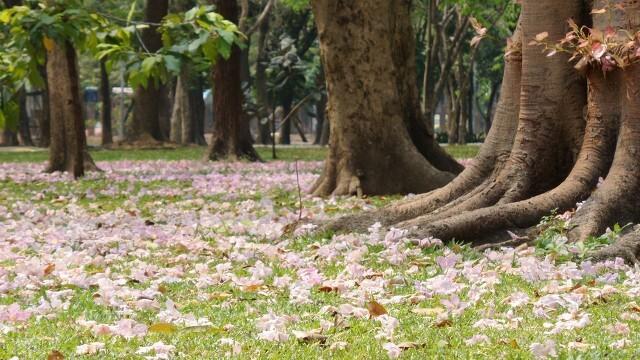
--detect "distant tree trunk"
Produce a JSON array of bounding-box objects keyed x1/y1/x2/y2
[
  {"x1": 17, "y1": 89, "x2": 33, "y2": 146},
  {"x1": 127, "y1": 0, "x2": 168, "y2": 144},
  {"x1": 255, "y1": 14, "x2": 271, "y2": 145},
  {"x1": 170, "y1": 68, "x2": 193, "y2": 144},
  {"x1": 278, "y1": 92, "x2": 293, "y2": 145},
  {"x1": 206, "y1": 0, "x2": 260, "y2": 161},
  {"x1": 310, "y1": 0, "x2": 460, "y2": 196},
  {"x1": 191, "y1": 76, "x2": 207, "y2": 145},
  {"x1": 100, "y1": 59, "x2": 112, "y2": 146},
  {"x1": 44, "y1": 39, "x2": 97, "y2": 177},
  {"x1": 1, "y1": 129, "x2": 18, "y2": 146},
  {"x1": 38, "y1": 64, "x2": 51, "y2": 148},
  {"x1": 313, "y1": 93, "x2": 327, "y2": 145}
]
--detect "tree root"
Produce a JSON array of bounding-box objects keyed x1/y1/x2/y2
[{"x1": 590, "y1": 226, "x2": 640, "y2": 264}]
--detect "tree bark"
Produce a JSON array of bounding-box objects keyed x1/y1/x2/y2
[
  {"x1": 170, "y1": 67, "x2": 193, "y2": 145},
  {"x1": 255, "y1": 13, "x2": 272, "y2": 145},
  {"x1": 100, "y1": 59, "x2": 112, "y2": 146},
  {"x1": 44, "y1": 39, "x2": 97, "y2": 178},
  {"x1": 38, "y1": 64, "x2": 51, "y2": 148},
  {"x1": 206, "y1": 0, "x2": 260, "y2": 161},
  {"x1": 127, "y1": 0, "x2": 168, "y2": 144},
  {"x1": 310, "y1": 0, "x2": 461, "y2": 197},
  {"x1": 323, "y1": 0, "x2": 640, "y2": 263}
]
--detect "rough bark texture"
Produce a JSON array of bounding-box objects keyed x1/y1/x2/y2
[
  {"x1": 322, "y1": 0, "x2": 640, "y2": 263},
  {"x1": 170, "y1": 68, "x2": 193, "y2": 145},
  {"x1": 310, "y1": 0, "x2": 461, "y2": 197},
  {"x1": 126, "y1": 0, "x2": 168, "y2": 144},
  {"x1": 207, "y1": 0, "x2": 260, "y2": 161},
  {"x1": 100, "y1": 59, "x2": 113, "y2": 146},
  {"x1": 44, "y1": 40, "x2": 97, "y2": 178}
]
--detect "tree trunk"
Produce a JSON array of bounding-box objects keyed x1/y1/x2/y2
[
  {"x1": 278, "y1": 92, "x2": 293, "y2": 145},
  {"x1": 323, "y1": 0, "x2": 640, "y2": 262},
  {"x1": 1, "y1": 129, "x2": 18, "y2": 146},
  {"x1": 100, "y1": 59, "x2": 112, "y2": 146},
  {"x1": 127, "y1": 0, "x2": 168, "y2": 144},
  {"x1": 206, "y1": 0, "x2": 260, "y2": 161},
  {"x1": 170, "y1": 68, "x2": 193, "y2": 145},
  {"x1": 44, "y1": 39, "x2": 97, "y2": 178},
  {"x1": 190, "y1": 76, "x2": 207, "y2": 145},
  {"x1": 310, "y1": 0, "x2": 461, "y2": 197},
  {"x1": 314, "y1": 92, "x2": 327, "y2": 145},
  {"x1": 253, "y1": 1, "x2": 272, "y2": 145},
  {"x1": 38, "y1": 64, "x2": 51, "y2": 148}
]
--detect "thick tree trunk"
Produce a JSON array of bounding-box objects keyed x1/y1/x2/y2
[
  {"x1": 100, "y1": 59, "x2": 112, "y2": 146},
  {"x1": 44, "y1": 39, "x2": 97, "y2": 178},
  {"x1": 206, "y1": 0, "x2": 260, "y2": 161},
  {"x1": 127, "y1": 0, "x2": 168, "y2": 144},
  {"x1": 310, "y1": 0, "x2": 460, "y2": 197},
  {"x1": 324, "y1": 0, "x2": 640, "y2": 263}
]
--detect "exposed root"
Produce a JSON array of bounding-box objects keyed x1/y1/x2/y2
[
  {"x1": 568, "y1": 67, "x2": 640, "y2": 242},
  {"x1": 590, "y1": 226, "x2": 640, "y2": 264},
  {"x1": 405, "y1": 68, "x2": 615, "y2": 243},
  {"x1": 318, "y1": 51, "x2": 523, "y2": 233}
]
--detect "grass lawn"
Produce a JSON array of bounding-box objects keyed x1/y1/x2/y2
[
  {"x1": 0, "y1": 144, "x2": 479, "y2": 164},
  {"x1": 0, "y1": 145, "x2": 637, "y2": 359}
]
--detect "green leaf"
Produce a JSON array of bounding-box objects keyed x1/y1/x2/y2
[
  {"x1": 163, "y1": 55, "x2": 181, "y2": 74},
  {"x1": 0, "y1": 10, "x2": 12, "y2": 24},
  {"x1": 126, "y1": 1, "x2": 137, "y2": 24}
]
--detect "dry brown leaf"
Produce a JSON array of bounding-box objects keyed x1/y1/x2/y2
[
  {"x1": 148, "y1": 322, "x2": 178, "y2": 334},
  {"x1": 435, "y1": 319, "x2": 452, "y2": 328},
  {"x1": 398, "y1": 342, "x2": 427, "y2": 350},
  {"x1": 244, "y1": 284, "x2": 262, "y2": 293},
  {"x1": 318, "y1": 286, "x2": 339, "y2": 293},
  {"x1": 366, "y1": 300, "x2": 387, "y2": 317},
  {"x1": 47, "y1": 350, "x2": 65, "y2": 360},
  {"x1": 44, "y1": 263, "x2": 55, "y2": 276},
  {"x1": 292, "y1": 329, "x2": 328, "y2": 344}
]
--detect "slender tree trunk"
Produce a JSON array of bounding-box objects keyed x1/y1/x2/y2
[
  {"x1": 170, "y1": 68, "x2": 192, "y2": 144},
  {"x1": 255, "y1": 14, "x2": 272, "y2": 145},
  {"x1": 278, "y1": 92, "x2": 293, "y2": 145},
  {"x1": 190, "y1": 76, "x2": 207, "y2": 145},
  {"x1": 44, "y1": 39, "x2": 97, "y2": 177},
  {"x1": 207, "y1": 0, "x2": 260, "y2": 161},
  {"x1": 38, "y1": 64, "x2": 51, "y2": 148},
  {"x1": 127, "y1": 0, "x2": 168, "y2": 144},
  {"x1": 314, "y1": 93, "x2": 327, "y2": 145},
  {"x1": 310, "y1": 0, "x2": 459, "y2": 196},
  {"x1": 16, "y1": 89, "x2": 33, "y2": 146},
  {"x1": 100, "y1": 59, "x2": 112, "y2": 146}
]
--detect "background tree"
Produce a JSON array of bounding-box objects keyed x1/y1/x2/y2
[
  {"x1": 206, "y1": 0, "x2": 260, "y2": 161},
  {"x1": 127, "y1": 0, "x2": 169, "y2": 144},
  {"x1": 310, "y1": 0, "x2": 463, "y2": 196}
]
